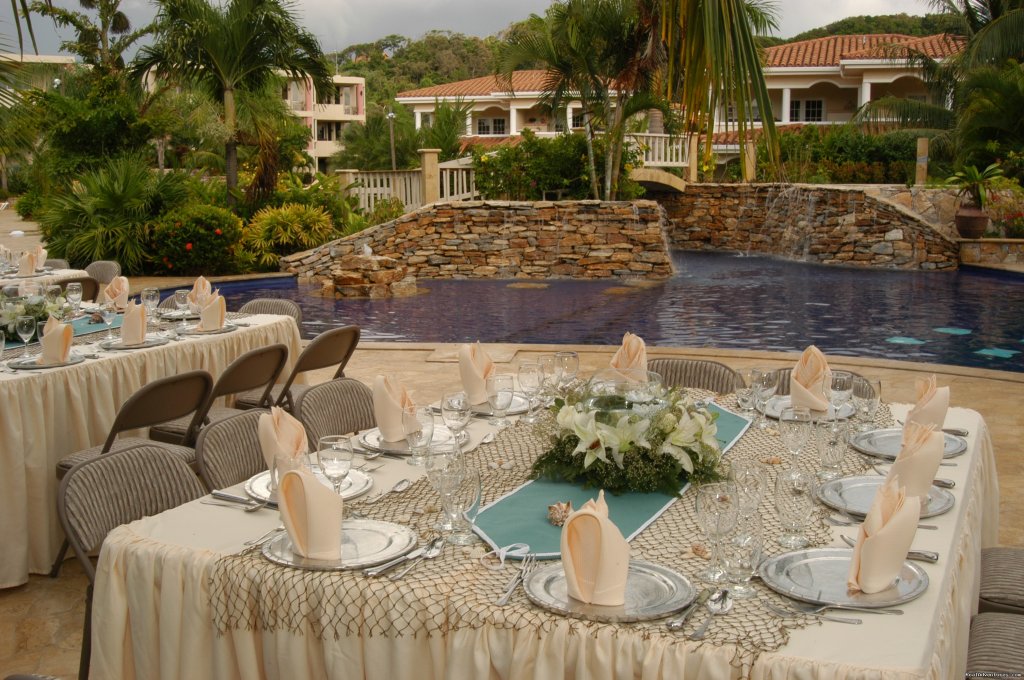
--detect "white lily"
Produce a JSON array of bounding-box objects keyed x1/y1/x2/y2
[{"x1": 595, "y1": 415, "x2": 651, "y2": 467}]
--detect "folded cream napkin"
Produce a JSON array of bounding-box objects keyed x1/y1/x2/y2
[
  {"x1": 560, "y1": 490, "x2": 630, "y2": 606},
  {"x1": 258, "y1": 407, "x2": 309, "y2": 474},
  {"x1": 37, "y1": 315, "x2": 73, "y2": 365},
  {"x1": 120, "y1": 301, "x2": 147, "y2": 345},
  {"x1": 199, "y1": 294, "x2": 226, "y2": 331},
  {"x1": 103, "y1": 276, "x2": 130, "y2": 309},
  {"x1": 17, "y1": 252, "x2": 35, "y2": 277},
  {"x1": 278, "y1": 469, "x2": 343, "y2": 560},
  {"x1": 885, "y1": 422, "x2": 944, "y2": 498},
  {"x1": 373, "y1": 375, "x2": 414, "y2": 442},
  {"x1": 847, "y1": 476, "x2": 921, "y2": 594},
  {"x1": 610, "y1": 332, "x2": 648, "y2": 380},
  {"x1": 905, "y1": 375, "x2": 949, "y2": 430},
  {"x1": 34, "y1": 245, "x2": 47, "y2": 270},
  {"x1": 459, "y1": 342, "x2": 495, "y2": 405},
  {"x1": 790, "y1": 345, "x2": 832, "y2": 412},
  {"x1": 188, "y1": 276, "x2": 213, "y2": 306}
]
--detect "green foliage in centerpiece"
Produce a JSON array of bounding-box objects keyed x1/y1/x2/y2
[
  {"x1": 0, "y1": 295, "x2": 65, "y2": 342},
  {"x1": 531, "y1": 382, "x2": 723, "y2": 495}
]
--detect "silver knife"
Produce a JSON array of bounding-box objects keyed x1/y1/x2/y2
[
  {"x1": 212, "y1": 490, "x2": 277, "y2": 509},
  {"x1": 364, "y1": 547, "x2": 424, "y2": 577},
  {"x1": 666, "y1": 588, "x2": 712, "y2": 630}
]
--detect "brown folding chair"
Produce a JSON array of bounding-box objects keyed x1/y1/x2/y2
[
  {"x1": 149, "y1": 344, "x2": 289, "y2": 446},
  {"x1": 234, "y1": 325, "x2": 360, "y2": 411},
  {"x1": 60, "y1": 276, "x2": 100, "y2": 303},
  {"x1": 648, "y1": 358, "x2": 745, "y2": 393},
  {"x1": 84, "y1": 260, "x2": 120, "y2": 285},
  {"x1": 294, "y1": 378, "x2": 376, "y2": 443},
  {"x1": 195, "y1": 409, "x2": 267, "y2": 490},
  {"x1": 238, "y1": 298, "x2": 302, "y2": 325}
]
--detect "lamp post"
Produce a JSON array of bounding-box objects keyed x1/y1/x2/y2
[{"x1": 387, "y1": 108, "x2": 397, "y2": 171}]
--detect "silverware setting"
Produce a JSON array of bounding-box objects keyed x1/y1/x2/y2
[
  {"x1": 826, "y1": 511, "x2": 938, "y2": 531},
  {"x1": 764, "y1": 601, "x2": 862, "y2": 624},
  {"x1": 839, "y1": 534, "x2": 940, "y2": 563},
  {"x1": 364, "y1": 535, "x2": 443, "y2": 577},
  {"x1": 496, "y1": 552, "x2": 536, "y2": 605},
  {"x1": 895, "y1": 420, "x2": 968, "y2": 437},
  {"x1": 243, "y1": 525, "x2": 284, "y2": 546},
  {"x1": 782, "y1": 599, "x2": 903, "y2": 615},
  {"x1": 362, "y1": 478, "x2": 412, "y2": 504},
  {"x1": 688, "y1": 589, "x2": 732, "y2": 641},
  {"x1": 390, "y1": 536, "x2": 446, "y2": 580},
  {"x1": 666, "y1": 587, "x2": 711, "y2": 631}
]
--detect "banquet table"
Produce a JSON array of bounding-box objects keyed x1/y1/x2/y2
[
  {"x1": 0, "y1": 268, "x2": 90, "y2": 288},
  {"x1": 90, "y1": 403, "x2": 999, "y2": 680},
  {"x1": 0, "y1": 313, "x2": 303, "y2": 588}
]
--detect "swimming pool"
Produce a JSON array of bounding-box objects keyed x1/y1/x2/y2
[{"x1": 216, "y1": 251, "x2": 1024, "y2": 373}]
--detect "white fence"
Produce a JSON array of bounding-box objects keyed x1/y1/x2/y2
[
  {"x1": 627, "y1": 133, "x2": 689, "y2": 168},
  {"x1": 351, "y1": 171, "x2": 423, "y2": 213},
  {"x1": 440, "y1": 167, "x2": 478, "y2": 201}
]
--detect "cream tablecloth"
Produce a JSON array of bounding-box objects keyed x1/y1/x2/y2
[
  {"x1": 0, "y1": 268, "x2": 90, "y2": 288},
  {"x1": 90, "y1": 406, "x2": 998, "y2": 680},
  {"x1": 0, "y1": 314, "x2": 302, "y2": 587}
]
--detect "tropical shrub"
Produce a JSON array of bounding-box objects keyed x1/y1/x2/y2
[
  {"x1": 15, "y1": 189, "x2": 43, "y2": 219},
  {"x1": 152, "y1": 204, "x2": 243, "y2": 275},
  {"x1": 270, "y1": 173, "x2": 360, "y2": 228},
  {"x1": 758, "y1": 125, "x2": 917, "y2": 184},
  {"x1": 37, "y1": 156, "x2": 190, "y2": 273},
  {"x1": 366, "y1": 196, "x2": 406, "y2": 226},
  {"x1": 241, "y1": 203, "x2": 337, "y2": 269},
  {"x1": 986, "y1": 177, "x2": 1024, "y2": 237}
]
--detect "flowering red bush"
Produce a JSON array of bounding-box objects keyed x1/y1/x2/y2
[{"x1": 152, "y1": 205, "x2": 243, "y2": 275}]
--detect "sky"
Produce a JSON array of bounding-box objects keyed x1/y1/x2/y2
[{"x1": 2, "y1": 0, "x2": 930, "y2": 57}]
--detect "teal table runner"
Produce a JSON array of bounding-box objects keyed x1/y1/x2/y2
[
  {"x1": 5, "y1": 314, "x2": 123, "y2": 347},
  {"x1": 707, "y1": 402, "x2": 752, "y2": 454}
]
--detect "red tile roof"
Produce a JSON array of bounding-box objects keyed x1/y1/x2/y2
[
  {"x1": 397, "y1": 70, "x2": 551, "y2": 99},
  {"x1": 764, "y1": 33, "x2": 963, "y2": 68}
]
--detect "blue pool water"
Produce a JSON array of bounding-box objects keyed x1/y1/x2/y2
[{"x1": 216, "y1": 252, "x2": 1024, "y2": 373}]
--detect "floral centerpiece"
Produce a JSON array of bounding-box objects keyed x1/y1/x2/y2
[
  {"x1": 0, "y1": 293, "x2": 65, "y2": 342},
  {"x1": 531, "y1": 370, "x2": 724, "y2": 495}
]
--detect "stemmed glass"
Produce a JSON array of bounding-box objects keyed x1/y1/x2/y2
[
  {"x1": 824, "y1": 370, "x2": 854, "y2": 417},
  {"x1": 750, "y1": 367, "x2": 779, "y2": 430},
  {"x1": 15, "y1": 316, "x2": 35, "y2": 359},
  {"x1": 425, "y1": 441, "x2": 464, "y2": 531},
  {"x1": 554, "y1": 351, "x2": 579, "y2": 388},
  {"x1": 100, "y1": 303, "x2": 117, "y2": 340},
  {"x1": 403, "y1": 405, "x2": 435, "y2": 467},
  {"x1": 537, "y1": 354, "x2": 561, "y2": 405},
  {"x1": 485, "y1": 373, "x2": 515, "y2": 430},
  {"x1": 141, "y1": 287, "x2": 160, "y2": 331},
  {"x1": 851, "y1": 377, "x2": 881, "y2": 432},
  {"x1": 775, "y1": 468, "x2": 816, "y2": 549},
  {"x1": 173, "y1": 289, "x2": 190, "y2": 329},
  {"x1": 722, "y1": 514, "x2": 762, "y2": 599},
  {"x1": 778, "y1": 407, "x2": 812, "y2": 462},
  {"x1": 44, "y1": 285, "x2": 61, "y2": 304},
  {"x1": 517, "y1": 361, "x2": 543, "y2": 423},
  {"x1": 815, "y1": 417, "x2": 849, "y2": 481},
  {"x1": 694, "y1": 482, "x2": 739, "y2": 584},
  {"x1": 440, "y1": 391, "x2": 471, "y2": 446},
  {"x1": 440, "y1": 466, "x2": 482, "y2": 545},
  {"x1": 730, "y1": 459, "x2": 768, "y2": 518},
  {"x1": 65, "y1": 282, "x2": 83, "y2": 318},
  {"x1": 734, "y1": 368, "x2": 756, "y2": 417},
  {"x1": 316, "y1": 435, "x2": 354, "y2": 496}
]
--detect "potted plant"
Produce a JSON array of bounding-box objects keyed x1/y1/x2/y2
[{"x1": 947, "y1": 163, "x2": 1003, "y2": 238}]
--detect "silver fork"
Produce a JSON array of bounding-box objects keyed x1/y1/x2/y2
[
  {"x1": 764, "y1": 601, "x2": 862, "y2": 625},
  {"x1": 496, "y1": 553, "x2": 536, "y2": 605}
]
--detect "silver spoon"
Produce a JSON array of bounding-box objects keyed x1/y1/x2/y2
[
  {"x1": 688, "y1": 589, "x2": 733, "y2": 641},
  {"x1": 840, "y1": 534, "x2": 939, "y2": 563},
  {"x1": 363, "y1": 478, "x2": 411, "y2": 504},
  {"x1": 390, "y1": 536, "x2": 445, "y2": 580}
]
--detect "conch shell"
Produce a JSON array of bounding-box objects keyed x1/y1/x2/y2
[{"x1": 548, "y1": 501, "x2": 574, "y2": 527}]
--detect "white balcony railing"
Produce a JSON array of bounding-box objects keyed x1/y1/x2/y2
[{"x1": 351, "y1": 171, "x2": 422, "y2": 214}]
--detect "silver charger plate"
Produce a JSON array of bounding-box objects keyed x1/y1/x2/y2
[
  {"x1": 817, "y1": 475, "x2": 955, "y2": 518},
  {"x1": 8, "y1": 353, "x2": 86, "y2": 370},
  {"x1": 261, "y1": 519, "x2": 418, "y2": 571},
  {"x1": 158, "y1": 309, "x2": 200, "y2": 320},
  {"x1": 759, "y1": 548, "x2": 928, "y2": 608},
  {"x1": 359, "y1": 425, "x2": 453, "y2": 454},
  {"x1": 523, "y1": 560, "x2": 695, "y2": 623},
  {"x1": 468, "y1": 393, "x2": 531, "y2": 416},
  {"x1": 99, "y1": 336, "x2": 170, "y2": 351},
  {"x1": 759, "y1": 395, "x2": 856, "y2": 420},
  {"x1": 245, "y1": 468, "x2": 373, "y2": 503},
  {"x1": 178, "y1": 323, "x2": 238, "y2": 336},
  {"x1": 850, "y1": 428, "x2": 967, "y2": 460}
]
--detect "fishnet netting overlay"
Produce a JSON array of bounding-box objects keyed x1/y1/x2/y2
[{"x1": 210, "y1": 392, "x2": 896, "y2": 675}]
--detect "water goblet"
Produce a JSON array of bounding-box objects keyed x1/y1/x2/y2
[
  {"x1": 722, "y1": 514, "x2": 762, "y2": 599},
  {"x1": 537, "y1": 354, "x2": 562, "y2": 405},
  {"x1": 317, "y1": 435, "x2": 354, "y2": 496},
  {"x1": 734, "y1": 368, "x2": 756, "y2": 416},
  {"x1": 15, "y1": 316, "x2": 35, "y2": 359},
  {"x1": 141, "y1": 287, "x2": 160, "y2": 330},
  {"x1": 851, "y1": 377, "x2": 881, "y2": 432},
  {"x1": 403, "y1": 405, "x2": 435, "y2": 467},
  {"x1": 694, "y1": 482, "x2": 739, "y2": 584},
  {"x1": 775, "y1": 468, "x2": 816, "y2": 549},
  {"x1": 778, "y1": 406, "x2": 812, "y2": 461},
  {"x1": 441, "y1": 466, "x2": 482, "y2": 545},
  {"x1": 517, "y1": 361, "x2": 543, "y2": 423},
  {"x1": 485, "y1": 373, "x2": 515, "y2": 430},
  {"x1": 816, "y1": 417, "x2": 849, "y2": 481},
  {"x1": 21, "y1": 282, "x2": 41, "y2": 299},
  {"x1": 730, "y1": 459, "x2": 768, "y2": 517},
  {"x1": 750, "y1": 367, "x2": 779, "y2": 430},
  {"x1": 44, "y1": 284, "x2": 62, "y2": 305},
  {"x1": 65, "y1": 282, "x2": 83, "y2": 317},
  {"x1": 173, "y1": 289, "x2": 190, "y2": 329},
  {"x1": 425, "y1": 441, "x2": 464, "y2": 531},
  {"x1": 100, "y1": 303, "x2": 117, "y2": 340},
  {"x1": 554, "y1": 351, "x2": 579, "y2": 387},
  {"x1": 825, "y1": 370, "x2": 854, "y2": 415},
  {"x1": 440, "y1": 391, "x2": 472, "y2": 446}
]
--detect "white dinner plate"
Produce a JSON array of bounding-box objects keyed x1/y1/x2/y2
[{"x1": 245, "y1": 468, "x2": 373, "y2": 503}]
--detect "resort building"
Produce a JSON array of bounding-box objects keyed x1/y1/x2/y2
[
  {"x1": 282, "y1": 74, "x2": 366, "y2": 173},
  {"x1": 0, "y1": 53, "x2": 77, "y2": 94}
]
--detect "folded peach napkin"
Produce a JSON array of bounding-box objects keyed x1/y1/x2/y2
[
  {"x1": 885, "y1": 422, "x2": 943, "y2": 498},
  {"x1": 120, "y1": 301, "x2": 147, "y2": 345},
  {"x1": 103, "y1": 276, "x2": 130, "y2": 309},
  {"x1": 610, "y1": 332, "x2": 648, "y2": 380},
  {"x1": 187, "y1": 276, "x2": 213, "y2": 306},
  {"x1": 561, "y1": 490, "x2": 630, "y2": 606},
  {"x1": 458, "y1": 342, "x2": 495, "y2": 405},
  {"x1": 34, "y1": 246, "x2": 47, "y2": 269},
  {"x1": 17, "y1": 252, "x2": 35, "y2": 277},
  {"x1": 790, "y1": 345, "x2": 832, "y2": 412},
  {"x1": 847, "y1": 476, "x2": 920, "y2": 594},
  {"x1": 278, "y1": 469, "x2": 343, "y2": 560},
  {"x1": 198, "y1": 294, "x2": 226, "y2": 331},
  {"x1": 373, "y1": 375, "x2": 414, "y2": 442},
  {"x1": 258, "y1": 407, "x2": 309, "y2": 476},
  {"x1": 905, "y1": 375, "x2": 949, "y2": 430},
  {"x1": 37, "y1": 315, "x2": 72, "y2": 365}
]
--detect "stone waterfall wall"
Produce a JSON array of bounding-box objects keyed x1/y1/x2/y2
[
  {"x1": 651, "y1": 184, "x2": 959, "y2": 270},
  {"x1": 281, "y1": 200, "x2": 675, "y2": 282}
]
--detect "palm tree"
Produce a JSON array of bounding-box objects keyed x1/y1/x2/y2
[
  {"x1": 29, "y1": 0, "x2": 153, "y2": 73},
  {"x1": 132, "y1": 0, "x2": 331, "y2": 206}
]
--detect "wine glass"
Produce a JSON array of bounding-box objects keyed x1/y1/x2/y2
[
  {"x1": 425, "y1": 441, "x2": 464, "y2": 531},
  {"x1": 750, "y1": 367, "x2": 779, "y2": 430},
  {"x1": 485, "y1": 373, "x2": 515, "y2": 430},
  {"x1": 734, "y1": 368, "x2": 756, "y2": 416},
  {"x1": 554, "y1": 351, "x2": 579, "y2": 387},
  {"x1": 65, "y1": 282, "x2": 83, "y2": 318},
  {"x1": 100, "y1": 303, "x2": 117, "y2": 340},
  {"x1": 15, "y1": 315, "x2": 35, "y2": 359},
  {"x1": 852, "y1": 377, "x2": 881, "y2": 432},
  {"x1": 537, "y1": 354, "x2": 561, "y2": 405},
  {"x1": 775, "y1": 468, "x2": 816, "y2": 549},
  {"x1": 722, "y1": 514, "x2": 762, "y2": 599},
  {"x1": 694, "y1": 482, "x2": 739, "y2": 584},
  {"x1": 441, "y1": 466, "x2": 482, "y2": 545},
  {"x1": 517, "y1": 361, "x2": 542, "y2": 423},
  {"x1": 141, "y1": 287, "x2": 160, "y2": 330},
  {"x1": 173, "y1": 289, "x2": 190, "y2": 329},
  {"x1": 403, "y1": 405, "x2": 435, "y2": 467},
  {"x1": 730, "y1": 459, "x2": 768, "y2": 517},
  {"x1": 778, "y1": 407, "x2": 812, "y2": 461},
  {"x1": 317, "y1": 436, "x2": 354, "y2": 496},
  {"x1": 816, "y1": 417, "x2": 849, "y2": 481},
  {"x1": 44, "y1": 284, "x2": 61, "y2": 304},
  {"x1": 825, "y1": 370, "x2": 854, "y2": 417},
  {"x1": 440, "y1": 391, "x2": 471, "y2": 446}
]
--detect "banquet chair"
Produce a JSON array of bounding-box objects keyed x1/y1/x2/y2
[
  {"x1": 84, "y1": 260, "x2": 120, "y2": 285},
  {"x1": 294, "y1": 378, "x2": 376, "y2": 443},
  {"x1": 773, "y1": 367, "x2": 864, "y2": 396},
  {"x1": 234, "y1": 325, "x2": 361, "y2": 411},
  {"x1": 195, "y1": 409, "x2": 268, "y2": 490},
  {"x1": 60, "y1": 276, "x2": 99, "y2": 303},
  {"x1": 979, "y1": 547, "x2": 1024, "y2": 614},
  {"x1": 44, "y1": 258, "x2": 69, "y2": 269},
  {"x1": 58, "y1": 444, "x2": 206, "y2": 680},
  {"x1": 648, "y1": 359, "x2": 744, "y2": 394},
  {"x1": 966, "y1": 612, "x2": 1024, "y2": 675},
  {"x1": 149, "y1": 344, "x2": 289, "y2": 446},
  {"x1": 238, "y1": 298, "x2": 302, "y2": 326}
]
